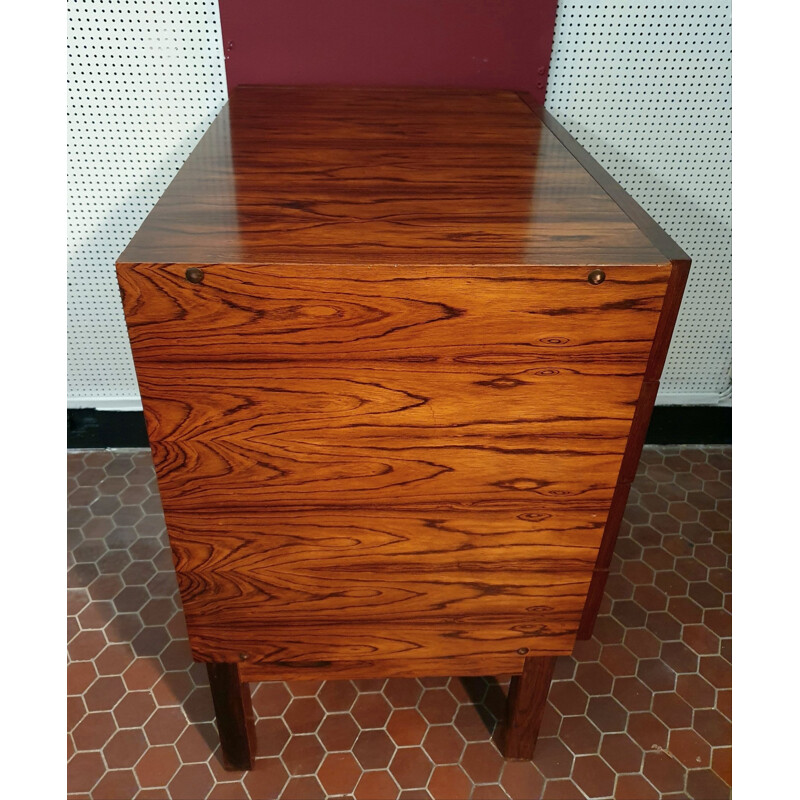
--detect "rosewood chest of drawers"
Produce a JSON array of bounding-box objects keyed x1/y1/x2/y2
[{"x1": 117, "y1": 86, "x2": 689, "y2": 768}]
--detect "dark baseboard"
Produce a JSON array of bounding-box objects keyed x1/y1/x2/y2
[
  {"x1": 68, "y1": 405, "x2": 731, "y2": 450},
  {"x1": 645, "y1": 405, "x2": 731, "y2": 445},
  {"x1": 68, "y1": 408, "x2": 149, "y2": 450}
]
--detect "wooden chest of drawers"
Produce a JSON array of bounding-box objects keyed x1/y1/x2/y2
[{"x1": 117, "y1": 86, "x2": 689, "y2": 767}]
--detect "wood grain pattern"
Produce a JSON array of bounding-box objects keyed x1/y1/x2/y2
[
  {"x1": 118, "y1": 86, "x2": 669, "y2": 268},
  {"x1": 167, "y1": 508, "x2": 597, "y2": 667},
  {"x1": 118, "y1": 264, "x2": 669, "y2": 517},
  {"x1": 116, "y1": 87, "x2": 689, "y2": 689}
]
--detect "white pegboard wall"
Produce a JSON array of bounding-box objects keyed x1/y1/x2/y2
[
  {"x1": 546, "y1": 1, "x2": 731, "y2": 404},
  {"x1": 67, "y1": 0, "x2": 227, "y2": 408},
  {"x1": 68, "y1": 1, "x2": 731, "y2": 409}
]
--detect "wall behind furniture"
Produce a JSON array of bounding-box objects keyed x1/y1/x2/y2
[
  {"x1": 67, "y1": 0, "x2": 731, "y2": 410},
  {"x1": 546, "y1": 1, "x2": 731, "y2": 405}
]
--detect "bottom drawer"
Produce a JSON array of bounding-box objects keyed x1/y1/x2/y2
[{"x1": 165, "y1": 507, "x2": 604, "y2": 676}]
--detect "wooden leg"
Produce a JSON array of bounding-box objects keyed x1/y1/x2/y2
[
  {"x1": 206, "y1": 663, "x2": 256, "y2": 770},
  {"x1": 502, "y1": 656, "x2": 556, "y2": 759}
]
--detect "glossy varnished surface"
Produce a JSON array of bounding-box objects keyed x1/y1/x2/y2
[
  {"x1": 118, "y1": 86, "x2": 669, "y2": 268},
  {"x1": 117, "y1": 259, "x2": 670, "y2": 668},
  {"x1": 116, "y1": 86, "x2": 686, "y2": 680}
]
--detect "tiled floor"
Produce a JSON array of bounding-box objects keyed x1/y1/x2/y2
[{"x1": 67, "y1": 446, "x2": 731, "y2": 800}]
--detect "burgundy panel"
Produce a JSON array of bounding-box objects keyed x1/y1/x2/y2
[{"x1": 219, "y1": 0, "x2": 557, "y2": 104}]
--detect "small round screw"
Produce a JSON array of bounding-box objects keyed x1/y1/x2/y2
[
  {"x1": 239, "y1": 653, "x2": 249, "y2": 661},
  {"x1": 185, "y1": 267, "x2": 205, "y2": 284},
  {"x1": 516, "y1": 647, "x2": 529, "y2": 655},
  {"x1": 587, "y1": 269, "x2": 606, "y2": 285}
]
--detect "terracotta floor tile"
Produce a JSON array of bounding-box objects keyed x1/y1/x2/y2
[
  {"x1": 284, "y1": 696, "x2": 325, "y2": 734},
  {"x1": 641, "y1": 750, "x2": 686, "y2": 794},
  {"x1": 351, "y1": 692, "x2": 392, "y2": 729},
  {"x1": 281, "y1": 734, "x2": 325, "y2": 776},
  {"x1": 637, "y1": 658, "x2": 677, "y2": 692},
  {"x1": 428, "y1": 765, "x2": 473, "y2": 800},
  {"x1": 572, "y1": 754, "x2": 615, "y2": 798},
  {"x1": 207, "y1": 782, "x2": 250, "y2": 799},
  {"x1": 623, "y1": 628, "x2": 661, "y2": 659},
  {"x1": 453, "y1": 703, "x2": 496, "y2": 743},
  {"x1": 599, "y1": 732, "x2": 643, "y2": 774},
  {"x1": 388, "y1": 708, "x2": 429, "y2": 747},
  {"x1": 354, "y1": 769, "x2": 400, "y2": 800},
  {"x1": 628, "y1": 712, "x2": 669, "y2": 751},
  {"x1": 423, "y1": 724, "x2": 467, "y2": 764},
  {"x1": 317, "y1": 751, "x2": 362, "y2": 795},
  {"x1": 252, "y1": 682, "x2": 291, "y2": 717},
  {"x1": 67, "y1": 751, "x2": 105, "y2": 794},
  {"x1": 383, "y1": 677, "x2": 424, "y2": 709},
  {"x1": 652, "y1": 692, "x2": 694, "y2": 729},
  {"x1": 72, "y1": 710, "x2": 117, "y2": 751},
  {"x1": 242, "y1": 757, "x2": 289, "y2": 799},
  {"x1": 693, "y1": 708, "x2": 733, "y2": 747},
  {"x1": 471, "y1": 784, "x2": 511, "y2": 800},
  {"x1": 547, "y1": 681, "x2": 589, "y2": 716},
  {"x1": 540, "y1": 778, "x2": 583, "y2": 799},
  {"x1": 531, "y1": 737, "x2": 572, "y2": 779},
  {"x1": 669, "y1": 727, "x2": 712, "y2": 769},
  {"x1": 685, "y1": 767, "x2": 731, "y2": 800},
  {"x1": 613, "y1": 675, "x2": 652, "y2": 712},
  {"x1": 391, "y1": 746, "x2": 436, "y2": 789},
  {"x1": 353, "y1": 728, "x2": 396, "y2": 770},
  {"x1": 319, "y1": 680, "x2": 358, "y2": 712},
  {"x1": 103, "y1": 727, "x2": 148, "y2": 769},
  {"x1": 558, "y1": 715, "x2": 601, "y2": 756},
  {"x1": 84, "y1": 675, "x2": 126, "y2": 711},
  {"x1": 317, "y1": 712, "x2": 359, "y2": 752},
  {"x1": 419, "y1": 688, "x2": 459, "y2": 725},
  {"x1": 134, "y1": 744, "x2": 181, "y2": 788},
  {"x1": 712, "y1": 746, "x2": 732, "y2": 786},
  {"x1": 90, "y1": 768, "x2": 140, "y2": 800},
  {"x1": 699, "y1": 655, "x2": 732, "y2": 689},
  {"x1": 586, "y1": 695, "x2": 628, "y2": 733},
  {"x1": 614, "y1": 773, "x2": 659, "y2": 800},
  {"x1": 575, "y1": 662, "x2": 614, "y2": 695},
  {"x1": 499, "y1": 760, "x2": 544, "y2": 800},
  {"x1": 461, "y1": 740, "x2": 504, "y2": 784},
  {"x1": 250, "y1": 718, "x2": 289, "y2": 759},
  {"x1": 169, "y1": 762, "x2": 215, "y2": 800},
  {"x1": 175, "y1": 722, "x2": 217, "y2": 763},
  {"x1": 280, "y1": 774, "x2": 325, "y2": 799},
  {"x1": 676, "y1": 673, "x2": 716, "y2": 710}
]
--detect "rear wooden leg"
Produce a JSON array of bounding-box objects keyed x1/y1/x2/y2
[
  {"x1": 206, "y1": 663, "x2": 256, "y2": 770},
  {"x1": 502, "y1": 656, "x2": 557, "y2": 759}
]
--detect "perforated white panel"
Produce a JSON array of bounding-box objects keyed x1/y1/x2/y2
[
  {"x1": 67, "y1": 0, "x2": 227, "y2": 408},
  {"x1": 546, "y1": 1, "x2": 731, "y2": 404},
  {"x1": 67, "y1": 0, "x2": 730, "y2": 408}
]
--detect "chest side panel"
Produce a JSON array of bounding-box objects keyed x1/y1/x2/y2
[{"x1": 118, "y1": 262, "x2": 669, "y2": 669}]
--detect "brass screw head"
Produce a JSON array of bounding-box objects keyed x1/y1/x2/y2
[
  {"x1": 588, "y1": 269, "x2": 606, "y2": 285},
  {"x1": 185, "y1": 267, "x2": 205, "y2": 284}
]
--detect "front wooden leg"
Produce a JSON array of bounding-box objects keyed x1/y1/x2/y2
[
  {"x1": 502, "y1": 656, "x2": 556, "y2": 759},
  {"x1": 206, "y1": 663, "x2": 256, "y2": 770}
]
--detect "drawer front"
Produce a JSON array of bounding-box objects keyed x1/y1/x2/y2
[
  {"x1": 119, "y1": 263, "x2": 670, "y2": 512},
  {"x1": 167, "y1": 507, "x2": 599, "y2": 668}
]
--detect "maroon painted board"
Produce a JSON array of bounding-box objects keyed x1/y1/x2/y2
[{"x1": 218, "y1": 0, "x2": 557, "y2": 105}]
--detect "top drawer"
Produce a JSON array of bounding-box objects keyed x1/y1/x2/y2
[
  {"x1": 118, "y1": 263, "x2": 669, "y2": 511},
  {"x1": 117, "y1": 263, "x2": 669, "y2": 362}
]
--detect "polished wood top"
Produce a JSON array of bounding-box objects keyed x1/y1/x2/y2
[{"x1": 119, "y1": 86, "x2": 669, "y2": 267}]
